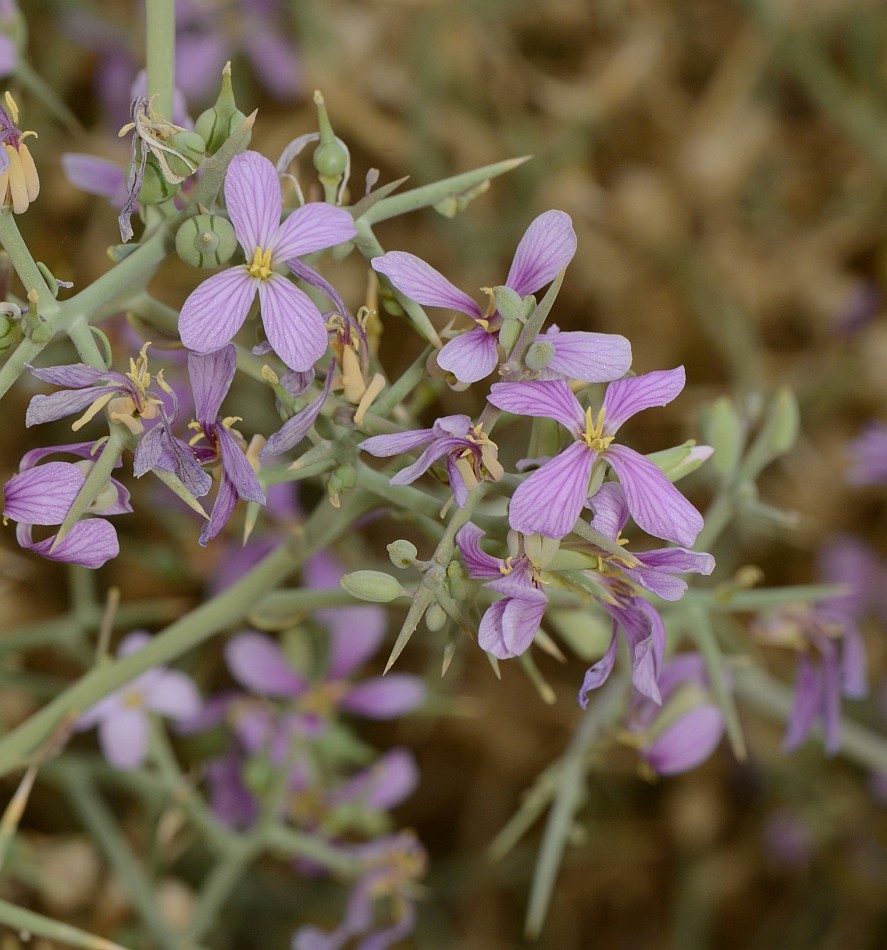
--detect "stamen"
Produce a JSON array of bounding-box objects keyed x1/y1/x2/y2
[{"x1": 247, "y1": 247, "x2": 274, "y2": 280}]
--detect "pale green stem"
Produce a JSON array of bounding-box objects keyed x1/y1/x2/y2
[
  {"x1": 145, "y1": 0, "x2": 175, "y2": 120},
  {"x1": 67, "y1": 318, "x2": 108, "y2": 369},
  {"x1": 0, "y1": 209, "x2": 54, "y2": 305},
  {"x1": 0, "y1": 897, "x2": 129, "y2": 950}
]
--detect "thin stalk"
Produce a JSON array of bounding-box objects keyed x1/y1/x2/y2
[{"x1": 145, "y1": 0, "x2": 175, "y2": 120}]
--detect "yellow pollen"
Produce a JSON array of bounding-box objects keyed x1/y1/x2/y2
[
  {"x1": 247, "y1": 246, "x2": 274, "y2": 280},
  {"x1": 499, "y1": 556, "x2": 514, "y2": 576},
  {"x1": 582, "y1": 407, "x2": 614, "y2": 451},
  {"x1": 5, "y1": 92, "x2": 18, "y2": 125}
]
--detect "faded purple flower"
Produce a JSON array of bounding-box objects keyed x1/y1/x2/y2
[
  {"x1": 359, "y1": 414, "x2": 503, "y2": 507},
  {"x1": 488, "y1": 369, "x2": 704, "y2": 543},
  {"x1": 178, "y1": 150, "x2": 356, "y2": 372},
  {"x1": 76, "y1": 632, "x2": 201, "y2": 769},
  {"x1": 373, "y1": 211, "x2": 630, "y2": 384},
  {"x1": 455, "y1": 523, "x2": 547, "y2": 659},
  {"x1": 260, "y1": 359, "x2": 335, "y2": 460},
  {"x1": 61, "y1": 153, "x2": 129, "y2": 208},
  {"x1": 624, "y1": 653, "x2": 724, "y2": 775},
  {"x1": 847, "y1": 422, "x2": 887, "y2": 486},
  {"x1": 753, "y1": 602, "x2": 867, "y2": 755}
]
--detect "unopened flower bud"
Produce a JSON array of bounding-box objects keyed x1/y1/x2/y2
[
  {"x1": 497, "y1": 317, "x2": 522, "y2": 351},
  {"x1": 139, "y1": 156, "x2": 182, "y2": 204},
  {"x1": 165, "y1": 129, "x2": 205, "y2": 180},
  {"x1": 314, "y1": 141, "x2": 348, "y2": 180},
  {"x1": 446, "y1": 560, "x2": 469, "y2": 600},
  {"x1": 523, "y1": 533, "x2": 559, "y2": 570},
  {"x1": 327, "y1": 464, "x2": 357, "y2": 497},
  {"x1": 492, "y1": 285, "x2": 524, "y2": 322},
  {"x1": 424, "y1": 603, "x2": 448, "y2": 631},
  {"x1": 422, "y1": 564, "x2": 446, "y2": 589},
  {"x1": 700, "y1": 396, "x2": 744, "y2": 477},
  {"x1": 340, "y1": 570, "x2": 407, "y2": 603},
  {"x1": 175, "y1": 214, "x2": 238, "y2": 268},
  {"x1": 195, "y1": 63, "x2": 248, "y2": 154},
  {"x1": 388, "y1": 539, "x2": 418, "y2": 569},
  {"x1": 524, "y1": 339, "x2": 555, "y2": 371}
]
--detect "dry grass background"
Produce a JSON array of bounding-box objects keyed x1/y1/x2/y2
[{"x1": 4, "y1": 0, "x2": 887, "y2": 947}]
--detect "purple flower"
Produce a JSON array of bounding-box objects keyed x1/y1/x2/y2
[
  {"x1": 135, "y1": 345, "x2": 265, "y2": 544},
  {"x1": 358, "y1": 414, "x2": 504, "y2": 507},
  {"x1": 455, "y1": 523, "x2": 547, "y2": 658},
  {"x1": 587, "y1": 483, "x2": 714, "y2": 601},
  {"x1": 61, "y1": 153, "x2": 129, "y2": 208},
  {"x1": 487, "y1": 369, "x2": 704, "y2": 543},
  {"x1": 847, "y1": 422, "x2": 887, "y2": 486},
  {"x1": 25, "y1": 344, "x2": 163, "y2": 435},
  {"x1": 76, "y1": 632, "x2": 202, "y2": 770},
  {"x1": 260, "y1": 359, "x2": 335, "y2": 460},
  {"x1": 752, "y1": 602, "x2": 867, "y2": 755},
  {"x1": 3, "y1": 443, "x2": 131, "y2": 569},
  {"x1": 178, "y1": 151, "x2": 356, "y2": 372},
  {"x1": 624, "y1": 653, "x2": 724, "y2": 776},
  {"x1": 373, "y1": 211, "x2": 630, "y2": 384}
]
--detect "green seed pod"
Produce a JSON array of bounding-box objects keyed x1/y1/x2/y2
[
  {"x1": 197, "y1": 105, "x2": 249, "y2": 155},
  {"x1": 497, "y1": 316, "x2": 522, "y2": 352},
  {"x1": 175, "y1": 214, "x2": 238, "y2": 268},
  {"x1": 446, "y1": 560, "x2": 469, "y2": 601},
  {"x1": 0, "y1": 314, "x2": 11, "y2": 339},
  {"x1": 524, "y1": 339, "x2": 555, "y2": 371},
  {"x1": 492, "y1": 286, "x2": 524, "y2": 322},
  {"x1": 340, "y1": 570, "x2": 407, "y2": 603},
  {"x1": 165, "y1": 130, "x2": 206, "y2": 180},
  {"x1": 314, "y1": 141, "x2": 348, "y2": 179},
  {"x1": 424, "y1": 603, "x2": 448, "y2": 632},
  {"x1": 139, "y1": 156, "x2": 182, "y2": 204},
  {"x1": 388, "y1": 539, "x2": 418, "y2": 569}
]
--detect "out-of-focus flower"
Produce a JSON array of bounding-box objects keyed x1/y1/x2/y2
[
  {"x1": 61, "y1": 153, "x2": 129, "y2": 208},
  {"x1": 847, "y1": 422, "x2": 887, "y2": 486},
  {"x1": 2, "y1": 442, "x2": 131, "y2": 568},
  {"x1": 178, "y1": 151, "x2": 356, "y2": 372},
  {"x1": 76, "y1": 632, "x2": 201, "y2": 769},
  {"x1": 359, "y1": 414, "x2": 504, "y2": 507},
  {"x1": 488, "y1": 369, "x2": 704, "y2": 543},
  {"x1": 623, "y1": 653, "x2": 725, "y2": 776}
]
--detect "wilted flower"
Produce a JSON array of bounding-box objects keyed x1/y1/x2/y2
[
  {"x1": 76, "y1": 632, "x2": 202, "y2": 769},
  {"x1": 0, "y1": 90, "x2": 37, "y2": 213}
]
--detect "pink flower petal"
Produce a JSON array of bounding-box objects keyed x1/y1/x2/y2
[
  {"x1": 643, "y1": 705, "x2": 724, "y2": 776},
  {"x1": 274, "y1": 203, "x2": 356, "y2": 261},
  {"x1": 505, "y1": 210, "x2": 577, "y2": 298},
  {"x1": 4, "y1": 462, "x2": 83, "y2": 524},
  {"x1": 17, "y1": 520, "x2": 119, "y2": 569},
  {"x1": 436, "y1": 327, "x2": 499, "y2": 383},
  {"x1": 341, "y1": 675, "x2": 425, "y2": 718},
  {"x1": 456, "y1": 523, "x2": 504, "y2": 579},
  {"x1": 147, "y1": 670, "x2": 202, "y2": 721},
  {"x1": 488, "y1": 379, "x2": 584, "y2": 432},
  {"x1": 258, "y1": 274, "x2": 328, "y2": 372},
  {"x1": 99, "y1": 708, "x2": 149, "y2": 770},
  {"x1": 179, "y1": 268, "x2": 256, "y2": 354},
  {"x1": 508, "y1": 441, "x2": 596, "y2": 539},
  {"x1": 602, "y1": 367, "x2": 686, "y2": 434},
  {"x1": 372, "y1": 251, "x2": 482, "y2": 318},
  {"x1": 225, "y1": 631, "x2": 306, "y2": 697},
  {"x1": 225, "y1": 151, "x2": 282, "y2": 252},
  {"x1": 544, "y1": 330, "x2": 632, "y2": 383}
]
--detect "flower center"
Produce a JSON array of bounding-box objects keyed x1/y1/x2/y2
[
  {"x1": 582, "y1": 407, "x2": 614, "y2": 452},
  {"x1": 247, "y1": 246, "x2": 274, "y2": 280}
]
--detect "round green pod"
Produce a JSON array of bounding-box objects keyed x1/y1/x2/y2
[
  {"x1": 139, "y1": 157, "x2": 182, "y2": 204},
  {"x1": 175, "y1": 214, "x2": 238, "y2": 268},
  {"x1": 165, "y1": 130, "x2": 206, "y2": 180},
  {"x1": 197, "y1": 106, "x2": 250, "y2": 154},
  {"x1": 314, "y1": 141, "x2": 348, "y2": 179}
]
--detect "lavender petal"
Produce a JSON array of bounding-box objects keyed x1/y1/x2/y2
[
  {"x1": 544, "y1": 330, "x2": 632, "y2": 383},
  {"x1": 273, "y1": 202, "x2": 356, "y2": 261},
  {"x1": 487, "y1": 379, "x2": 584, "y2": 432},
  {"x1": 436, "y1": 326, "x2": 499, "y2": 384},
  {"x1": 225, "y1": 631, "x2": 307, "y2": 697},
  {"x1": 372, "y1": 251, "x2": 481, "y2": 318},
  {"x1": 179, "y1": 267, "x2": 256, "y2": 354},
  {"x1": 190, "y1": 344, "x2": 236, "y2": 424},
  {"x1": 258, "y1": 274, "x2": 328, "y2": 372},
  {"x1": 225, "y1": 150, "x2": 282, "y2": 253},
  {"x1": 602, "y1": 366, "x2": 686, "y2": 434},
  {"x1": 505, "y1": 210, "x2": 577, "y2": 297},
  {"x1": 341, "y1": 675, "x2": 425, "y2": 718}
]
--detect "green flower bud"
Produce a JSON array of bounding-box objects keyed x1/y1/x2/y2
[
  {"x1": 699, "y1": 396, "x2": 744, "y2": 477},
  {"x1": 139, "y1": 156, "x2": 182, "y2": 204},
  {"x1": 388, "y1": 539, "x2": 418, "y2": 569},
  {"x1": 176, "y1": 214, "x2": 238, "y2": 268},
  {"x1": 314, "y1": 141, "x2": 348, "y2": 179},
  {"x1": 195, "y1": 62, "x2": 249, "y2": 154},
  {"x1": 492, "y1": 286, "x2": 524, "y2": 322},
  {"x1": 446, "y1": 560, "x2": 469, "y2": 600},
  {"x1": 328, "y1": 464, "x2": 358, "y2": 498},
  {"x1": 165, "y1": 130, "x2": 206, "y2": 180},
  {"x1": 424, "y1": 603, "x2": 448, "y2": 632},
  {"x1": 0, "y1": 314, "x2": 11, "y2": 339},
  {"x1": 524, "y1": 339, "x2": 555, "y2": 371},
  {"x1": 523, "y1": 533, "x2": 559, "y2": 570},
  {"x1": 646, "y1": 440, "x2": 713, "y2": 483},
  {"x1": 497, "y1": 317, "x2": 522, "y2": 352},
  {"x1": 422, "y1": 564, "x2": 446, "y2": 589},
  {"x1": 340, "y1": 570, "x2": 407, "y2": 603}
]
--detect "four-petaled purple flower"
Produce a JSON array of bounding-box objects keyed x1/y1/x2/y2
[
  {"x1": 135, "y1": 344, "x2": 265, "y2": 545},
  {"x1": 372, "y1": 210, "x2": 630, "y2": 385},
  {"x1": 359, "y1": 414, "x2": 504, "y2": 507},
  {"x1": 178, "y1": 150, "x2": 357, "y2": 372},
  {"x1": 455, "y1": 523, "x2": 548, "y2": 659},
  {"x1": 487, "y1": 368, "x2": 704, "y2": 543},
  {"x1": 76, "y1": 631, "x2": 202, "y2": 770}
]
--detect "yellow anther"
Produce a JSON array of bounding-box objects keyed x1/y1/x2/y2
[
  {"x1": 480, "y1": 286, "x2": 496, "y2": 319},
  {"x1": 247, "y1": 246, "x2": 274, "y2": 280},
  {"x1": 499, "y1": 556, "x2": 514, "y2": 576},
  {"x1": 582, "y1": 406, "x2": 614, "y2": 451},
  {"x1": 5, "y1": 92, "x2": 18, "y2": 125},
  {"x1": 71, "y1": 391, "x2": 116, "y2": 432},
  {"x1": 221, "y1": 415, "x2": 243, "y2": 429}
]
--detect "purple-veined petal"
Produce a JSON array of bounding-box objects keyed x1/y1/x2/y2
[
  {"x1": 190, "y1": 344, "x2": 236, "y2": 423},
  {"x1": 783, "y1": 657, "x2": 822, "y2": 752},
  {"x1": 341, "y1": 675, "x2": 425, "y2": 718},
  {"x1": 274, "y1": 202, "x2": 356, "y2": 261},
  {"x1": 611, "y1": 598, "x2": 665, "y2": 703},
  {"x1": 578, "y1": 629, "x2": 619, "y2": 708},
  {"x1": 243, "y1": 25, "x2": 303, "y2": 101},
  {"x1": 200, "y1": 471, "x2": 239, "y2": 546},
  {"x1": 17, "y1": 520, "x2": 119, "y2": 569},
  {"x1": 258, "y1": 274, "x2": 328, "y2": 372},
  {"x1": 847, "y1": 422, "x2": 887, "y2": 486},
  {"x1": 372, "y1": 251, "x2": 481, "y2": 318},
  {"x1": 225, "y1": 150, "x2": 282, "y2": 252},
  {"x1": 18, "y1": 441, "x2": 124, "y2": 472},
  {"x1": 61, "y1": 153, "x2": 128, "y2": 206},
  {"x1": 436, "y1": 326, "x2": 498, "y2": 384},
  {"x1": 98, "y1": 708, "x2": 149, "y2": 770},
  {"x1": 588, "y1": 482, "x2": 630, "y2": 539},
  {"x1": 25, "y1": 386, "x2": 118, "y2": 428},
  {"x1": 179, "y1": 267, "x2": 256, "y2": 353},
  {"x1": 605, "y1": 445, "x2": 703, "y2": 547},
  {"x1": 477, "y1": 599, "x2": 511, "y2": 659},
  {"x1": 481, "y1": 590, "x2": 547, "y2": 659},
  {"x1": 0, "y1": 34, "x2": 16, "y2": 79},
  {"x1": 509, "y1": 442, "x2": 596, "y2": 539},
  {"x1": 488, "y1": 379, "x2": 584, "y2": 432},
  {"x1": 97, "y1": 478, "x2": 134, "y2": 516},
  {"x1": 602, "y1": 367, "x2": 686, "y2": 434},
  {"x1": 642, "y1": 705, "x2": 724, "y2": 776},
  {"x1": 456, "y1": 523, "x2": 504, "y2": 579},
  {"x1": 544, "y1": 330, "x2": 632, "y2": 383},
  {"x1": 446, "y1": 455, "x2": 469, "y2": 507},
  {"x1": 27, "y1": 363, "x2": 122, "y2": 388},
  {"x1": 4, "y1": 462, "x2": 83, "y2": 524},
  {"x1": 358, "y1": 427, "x2": 437, "y2": 458},
  {"x1": 505, "y1": 210, "x2": 577, "y2": 297},
  {"x1": 623, "y1": 566, "x2": 688, "y2": 602},
  {"x1": 147, "y1": 670, "x2": 202, "y2": 720},
  {"x1": 432, "y1": 414, "x2": 473, "y2": 437},
  {"x1": 261, "y1": 362, "x2": 334, "y2": 460},
  {"x1": 634, "y1": 548, "x2": 715, "y2": 577},
  {"x1": 216, "y1": 425, "x2": 265, "y2": 504},
  {"x1": 225, "y1": 631, "x2": 307, "y2": 697},
  {"x1": 389, "y1": 436, "x2": 465, "y2": 487}
]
